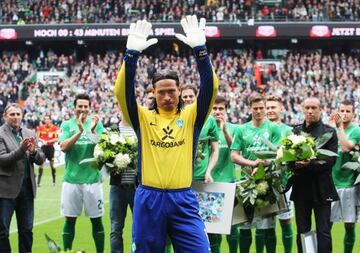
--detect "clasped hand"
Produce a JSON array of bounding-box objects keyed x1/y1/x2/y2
[{"x1": 21, "y1": 137, "x2": 36, "y2": 153}]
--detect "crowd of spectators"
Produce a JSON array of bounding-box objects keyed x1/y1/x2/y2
[
  {"x1": 1, "y1": 0, "x2": 359, "y2": 24},
  {"x1": 1, "y1": 47, "x2": 359, "y2": 129}
]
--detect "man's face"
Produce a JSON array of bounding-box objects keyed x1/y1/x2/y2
[
  {"x1": 5, "y1": 107, "x2": 23, "y2": 129},
  {"x1": 75, "y1": 99, "x2": 90, "y2": 119},
  {"x1": 181, "y1": 88, "x2": 196, "y2": 106},
  {"x1": 212, "y1": 102, "x2": 226, "y2": 118},
  {"x1": 302, "y1": 98, "x2": 321, "y2": 124},
  {"x1": 339, "y1": 104, "x2": 354, "y2": 124},
  {"x1": 153, "y1": 79, "x2": 180, "y2": 112},
  {"x1": 266, "y1": 101, "x2": 281, "y2": 122},
  {"x1": 145, "y1": 92, "x2": 155, "y2": 109},
  {"x1": 44, "y1": 116, "x2": 51, "y2": 126},
  {"x1": 251, "y1": 101, "x2": 266, "y2": 121}
]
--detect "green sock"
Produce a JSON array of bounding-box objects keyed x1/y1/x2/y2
[
  {"x1": 208, "y1": 234, "x2": 221, "y2": 253},
  {"x1": 37, "y1": 168, "x2": 43, "y2": 185},
  {"x1": 281, "y1": 223, "x2": 293, "y2": 253},
  {"x1": 51, "y1": 168, "x2": 56, "y2": 183},
  {"x1": 255, "y1": 229, "x2": 265, "y2": 253},
  {"x1": 164, "y1": 237, "x2": 172, "y2": 253},
  {"x1": 91, "y1": 217, "x2": 104, "y2": 253},
  {"x1": 344, "y1": 226, "x2": 355, "y2": 253},
  {"x1": 239, "y1": 229, "x2": 252, "y2": 253},
  {"x1": 226, "y1": 225, "x2": 239, "y2": 253},
  {"x1": 62, "y1": 219, "x2": 76, "y2": 250},
  {"x1": 264, "y1": 228, "x2": 276, "y2": 253}
]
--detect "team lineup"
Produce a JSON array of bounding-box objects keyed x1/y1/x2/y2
[{"x1": 1, "y1": 15, "x2": 360, "y2": 253}]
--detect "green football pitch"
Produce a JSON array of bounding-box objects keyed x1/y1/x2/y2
[{"x1": 9, "y1": 167, "x2": 360, "y2": 252}]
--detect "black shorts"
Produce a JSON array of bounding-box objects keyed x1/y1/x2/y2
[{"x1": 41, "y1": 145, "x2": 55, "y2": 161}]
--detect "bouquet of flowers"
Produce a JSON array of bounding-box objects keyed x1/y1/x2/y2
[
  {"x1": 276, "y1": 134, "x2": 316, "y2": 162},
  {"x1": 254, "y1": 132, "x2": 338, "y2": 176},
  {"x1": 236, "y1": 162, "x2": 283, "y2": 221},
  {"x1": 275, "y1": 132, "x2": 338, "y2": 175},
  {"x1": 235, "y1": 132, "x2": 338, "y2": 221},
  {"x1": 45, "y1": 234, "x2": 85, "y2": 253},
  {"x1": 81, "y1": 131, "x2": 138, "y2": 175},
  {"x1": 342, "y1": 143, "x2": 360, "y2": 185}
]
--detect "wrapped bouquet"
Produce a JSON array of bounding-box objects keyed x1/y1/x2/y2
[
  {"x1": 235, "y1": 132, "x2": 338, "y2": 222},
  {"x1": 235, "y1": 162, "x2": 284, "y2": 222},
  {"x1": 81, "y1": 131, "x2": 138, "y2": 175}
]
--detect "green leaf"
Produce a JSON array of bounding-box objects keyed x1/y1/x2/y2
[
  {"x1": 317, "y1": 149, "x2": 338, "y2": 158},
  {"x1": 45, "y1": 233, "x2": 61, "y2": 253},
  {"x1": 261, "y1": 137, "x2": 278, "y2": 152},
  {"x1": 342, "y1": 162, "x2": 360, "y2": 171},
  {"x1": 254, "y1": 163, "x2": 265, "y2": 180},
  {"x1": 282, "y1": 149, "x2": 297, "y2": 162},
  {"x1": 105, "y1": 162, "x2": 115, "y2": 168},
  {"x1": 315, "y1": 132, "x2": 333, "y2": 149},
  {"x1": 299, "y1": 144, "x2": 313, "y2": 160},
  {"x1": 255, "y1": 151, "x2": 277, "y2": 160},
  {"x1": 354, "y1": 174, "x2": 360, "y2": 185},
  {"x1": 249, "y1": 195, "x2": 256, "y2": 205}
]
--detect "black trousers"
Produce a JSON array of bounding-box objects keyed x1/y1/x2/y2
[
  {"x1": 294, "y1": 195, "x2": 332, "y2": 253},
  {"x1": 0, "y1": 179, "x2": 34, "y2": 253}
]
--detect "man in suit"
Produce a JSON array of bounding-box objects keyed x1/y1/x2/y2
[
  {"x1": 291, "y1": 97, "x2": 339, "y2": 253},
  {"x1": 0, "y1": 103, "x2": 45, "y2": 253}
]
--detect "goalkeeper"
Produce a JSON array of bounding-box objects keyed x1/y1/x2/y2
[{"x1": 114, "y1": 16, "x2": 218, "y2": 253}]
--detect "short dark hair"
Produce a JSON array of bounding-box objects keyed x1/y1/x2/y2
[
  {"x1": 182, "y1": 84, "x2": 198, "y2": 96},
  {"x1": 4, "y1": 103, "x2": 22, "y2": 115},
  {"x1": 266, "y1": 95, "x2": 282, "y2": 104},
  {"x1": 340, "y1": 100, "x2": 355, "y2": 112},
  {"x1": 152, "y1": 70, "x2": 179, "y2": 87},
  {"x1": 74, "y1": 93, "x2": 90, "y2": 107},
  {"x1": 215, "y1": 95, "x2": 227, "y2": 107},
  {"x1": 248, "y1": 94, "x2": 265, "y2": 106}
]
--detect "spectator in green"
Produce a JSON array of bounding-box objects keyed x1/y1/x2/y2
[
  {"x1": 329, "y1": 100, "x2": 360, "y2": 253},
  {"x1": 209, "y1": 95, "x2": 240, "y2": 253},
  {"x1": 231, "y1": 94, "x2": 281, "y2": 253},
  {"x1": 266, "y1": 95, "x2": 294, "y2": 253},
  {"x1": 59, "y1": 93, "x2": 105, "y2": 253}
]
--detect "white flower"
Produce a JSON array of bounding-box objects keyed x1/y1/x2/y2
[
  {"x1": 118, "y1": 134, "x2": 127, "y2": 144},
  {"x1": 126, "y1": 136, "x2": 137, "y2": 145},
  {"x1": 94, "y1": 145, "x2": 104, "y2": 159},
  {"x1": 114, "y1": 153, "x2": 131, "y2": 169},
  {"x1": 109, "y1": 133, "x2": 126, "y2": 145},
  {"x1": 358, "y1": 156, "x2": 360, "y2": 163},
  {"x1": 256, "y1": 181, "x2": 269, "y2": 196},
  {"x1": 287, "y1": 134, "x2": 307, "y2": 146},
  {"x1": 276, "y1": 147, "x2": 283, "y2": 160}
]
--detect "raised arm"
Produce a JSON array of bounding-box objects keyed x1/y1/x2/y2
[
  {"x1": 175, "y1": 15, "x2": 219, "y2": 127},
  {"x1": 114, "y1": 20, "x2": 158, "y2": 130}
]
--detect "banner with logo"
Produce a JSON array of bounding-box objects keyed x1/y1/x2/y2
[
  {"x1": 1, "y1": 22, "x2": 359, "y2": 41},
  {"x1": 37, "y1": 71, "x2": 67, "y2": 85}
]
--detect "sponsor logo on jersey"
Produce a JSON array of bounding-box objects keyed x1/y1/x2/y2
[
  {"x1": 150, "y1": 139, "x2": 185, "y2": 148},
  {"x1": 161, "y1": 126, "x2": 174, "y2": 140}
]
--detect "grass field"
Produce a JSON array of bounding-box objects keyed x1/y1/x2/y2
[{"x1": 9, "y1": 166, "x2": 360, "y2": 253}]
